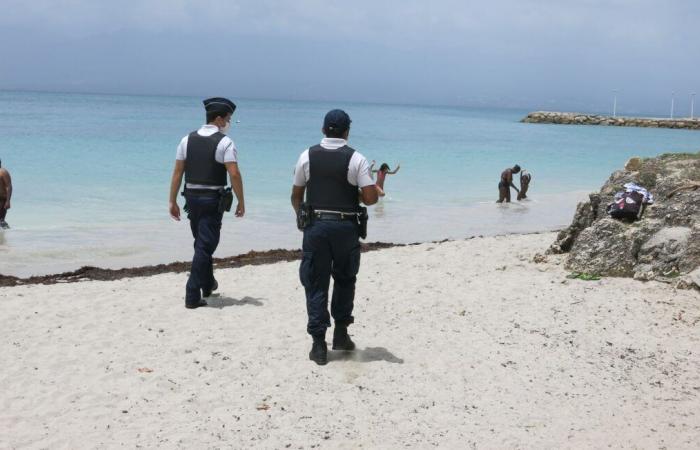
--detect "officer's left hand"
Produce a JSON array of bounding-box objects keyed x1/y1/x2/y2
[
  {"x1": 169, "y1": 202, "x2": 181, "y2": 221},
  {"x1": 235, "y1": 202, "x2": 245, "y2": 217}
]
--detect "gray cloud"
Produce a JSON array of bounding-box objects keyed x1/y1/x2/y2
[{"x1": 1, "y1": 0, "x2": 698, "y2": 114}]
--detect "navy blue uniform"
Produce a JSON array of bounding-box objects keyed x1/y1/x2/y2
[
  {"x1": 294, "y1": 110, "x2": 376, "y2": 364},
  {"x1": 173, "y1": 97, "x2": 238, "y2": 308},
  {"x1": 182, "y1": 130, "x2": 228, "y2": 306},
  {"x1": 301, "y1": 219, "x2": 361, "y2": 336},
  {"x1": 185, "y1": 193, "x2": 223, "y2": 304},
  {"x1": 296, "y1": 142, "x2": 371, "y2": 337}
]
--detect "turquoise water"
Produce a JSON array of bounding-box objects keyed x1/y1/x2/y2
[{"x1": 1, "y1": 91, "x2": 699, "y2": 276}]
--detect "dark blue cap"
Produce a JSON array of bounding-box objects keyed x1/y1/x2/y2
[
  {"x1": 323, "y1": 109, "x2": 351, "y2": 133},
  {"x1": 203, "y1": 97, "x2": 236, "y2": 114}
]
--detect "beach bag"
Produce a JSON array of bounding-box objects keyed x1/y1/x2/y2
[{"x1": 607, "y1": 191, "x2": 644, "y2": 220}]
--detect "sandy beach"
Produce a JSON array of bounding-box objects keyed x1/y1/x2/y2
[{"x1": 1, "y1": 232, "x2": 699, "y2": 449}]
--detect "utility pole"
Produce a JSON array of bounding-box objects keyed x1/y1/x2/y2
[
  {"x1": 670, "y1": 91, "x2": 675, "y2": 119},
  {"x1": 612, "y1": 89, "x2": 618, "y2": 117},
  {"x1": 691, "y1": 93, "x2": 696, "y2": 119}
]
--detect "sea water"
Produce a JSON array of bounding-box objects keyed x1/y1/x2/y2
[{"x1": 1, "y1": 91, "x2": 699, "y2": 277}]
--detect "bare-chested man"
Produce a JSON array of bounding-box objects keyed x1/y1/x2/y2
[
  {"x1": 0, "y1": 159, "x2": 12, "y2": 229},
  {"x1": 496, "y1": 164, "x2": 520, "y2": 203}
]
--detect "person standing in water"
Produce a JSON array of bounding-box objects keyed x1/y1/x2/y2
[
  {"x1": 370, "y1": 161, "x2": 400, "y2": 197},
  {"x1": 517, "y1": 168, "x2": 532, "y2": 201},
  {"x1": 497, "y1": 164, "x2": 520, "y2": 203},
  {"x1": 0, "y1": 159, "x2": 12, "y2": 229}
]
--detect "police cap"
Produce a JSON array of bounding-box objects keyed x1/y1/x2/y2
[
  {"x1": 323, "y1": 109, "x2": 352, "y2": 133},
  {"x1": 203, "y1": 97, "x2": 236, "y2": 115}
]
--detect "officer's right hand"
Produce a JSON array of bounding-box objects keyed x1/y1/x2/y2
[
  {"x1": 169, "y1": 202, "x2": 181, "y2": 221},
  {"x1": 235, "y1": 202, "x2": 245, "y2": 217}
]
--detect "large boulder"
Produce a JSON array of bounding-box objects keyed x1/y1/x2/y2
[
  {"x1": 549, "y1": 152, "x2": 700, "y2": 286},
  {"x1": 565, "y1": 218, "x2": 641, "y2": 277},
  {"x1": 549, "y1": 194, "x2": 601, "y2": 253},
  {"x1": 634, "y1": 226, "x2": 693, "y2": 280}
]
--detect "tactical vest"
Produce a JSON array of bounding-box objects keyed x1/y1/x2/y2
[
  {"x1": 306, "y1": 145, "x2": 360, "y2": 213},
  {"x1": 184, "y1": 131, "x2": 227, "y2": 186}
]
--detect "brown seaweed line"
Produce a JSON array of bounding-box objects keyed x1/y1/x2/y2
[{"x1": 0, "y1": 242, "x2": 399, "y2": 287}]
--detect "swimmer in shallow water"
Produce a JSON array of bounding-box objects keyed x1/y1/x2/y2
[
  {"x1": 517, "y1": 169, "x2": 532, "y2": 200},
  {"x1": 497, "y1": 164, "x2": 520, "y2": 203},
  {"x1": 370, "y1": 161, "x2": 400, "y2": 197}
]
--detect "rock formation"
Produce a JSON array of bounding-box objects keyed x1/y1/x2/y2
[
  {"x1": 549, "y1": 152, "x2": 700, "y2": 289},
  {"x1": 522, "y1": 111, "x2": 700, "y2": 130}
]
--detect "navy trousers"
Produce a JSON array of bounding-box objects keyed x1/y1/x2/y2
[
  {"x1": 185, "y1": 193, "x2": 223, "y2": 305},
  {"x1": 300, "y1": 220, "x2": 361, "y2": 337}
]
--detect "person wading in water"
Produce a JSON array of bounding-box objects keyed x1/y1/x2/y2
[
  {"x1": 497, "y1": 164, "x2": 520, "y2": 203},
  {"x1": 369, "y1": 161, "x2": 400, "y2": 197}
]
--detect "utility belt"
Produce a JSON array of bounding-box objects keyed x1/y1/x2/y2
[
  {"x1": 297, "y1": 203, "x2": 368, "y2": 239},
  {"x1": 182, "y1": 187, "x2": 233, "y2": 214}
]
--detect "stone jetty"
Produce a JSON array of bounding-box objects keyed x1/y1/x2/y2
[{"x1": 522, "y1": 111, "x2": 700, "y2": 130}]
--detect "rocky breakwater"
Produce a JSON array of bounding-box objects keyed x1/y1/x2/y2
[
  {"x1": 547, "y1": 152, "x2": 700, "y2": 289},
  {"x1": 522, "y1": 111, "x2": 700, "y2": 130}
]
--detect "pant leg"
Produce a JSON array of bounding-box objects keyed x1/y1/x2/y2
[
  {"x1": 0, "y1": 197, "x2": 6, "y2": 221},
  {"x1": 329, "y1": 221, "x2": 360, "y2": 326},
  {"x1": 185, "y1": 195, "x2": 222, "y2": 303},
  {"x1": 200, "y1": 206, "x2": 223, "y2": 290},
  {"x1": 300, "y1": 221, "x2": 333, "y2": 336}
]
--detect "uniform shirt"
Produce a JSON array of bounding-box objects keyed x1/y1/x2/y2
[
  {"x1": 176, "y1": 124, "x2": 238, "y2": 189},
  {"x1": 293, "y1": 138, "x2": 374, "y2": 188}
]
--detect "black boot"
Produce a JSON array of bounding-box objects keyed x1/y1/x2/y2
[
  {"x1": 202, "y1": 279, "x2": 218, "y2": 298},
  {"x1": 309, "y1": 334, "x2": 328, "y2": 366},
  {"x1": 185, "y1": 299, "x2": 207, "y2": 309},
  {"x1": 332, "y1": 324, "x2": 356, "y2": 351}
]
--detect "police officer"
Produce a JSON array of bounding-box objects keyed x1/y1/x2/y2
[
  {"x1": 168, "y1": 97, "x2": 245, "y2": 309},
  {"x1": 291, "y1": 109, "x2": 378, "y2": 365}
]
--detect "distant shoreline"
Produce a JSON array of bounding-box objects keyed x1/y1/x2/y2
[{"x1": 522, "y1": 111, "x2": 700, "y2": 130}]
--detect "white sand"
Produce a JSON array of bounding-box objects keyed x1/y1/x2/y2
[{"x1": 1, "y1": 232, "x2": 699, "y2": 449}]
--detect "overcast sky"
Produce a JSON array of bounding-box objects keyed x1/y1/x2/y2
[{"x1": 1, "y1": 0, "x2": 698, "y2": 114}]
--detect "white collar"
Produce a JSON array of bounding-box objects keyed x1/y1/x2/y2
[{"x1": 321, "y1": 138, "x2": 347, "y2": 145}]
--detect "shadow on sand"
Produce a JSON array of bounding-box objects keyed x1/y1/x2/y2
[
  {"x1": 328, "y1": 346, "x2": 404, "y2": 364},
  {"x1": 206, "y1": 295, "x2": 265, "y2": 308}
]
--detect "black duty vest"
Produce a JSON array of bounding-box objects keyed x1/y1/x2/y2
[
  {"x1": 184, "y1": 131, "x2": 227, "y2": 186},
  {"x1": 306, "y1": 144, "x2": 360, "y2": 213}
]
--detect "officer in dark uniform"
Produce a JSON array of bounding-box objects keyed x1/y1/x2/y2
[
  {"x1": 169, "y1": 97, "x2": 245, "y2": 309},
  {"x1": 291, "y1": 109, "x2": 378, "y2": 365}
]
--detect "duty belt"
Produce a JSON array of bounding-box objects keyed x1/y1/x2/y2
[
  {"x1": 314, "y1": 209, "x2": 360, "y2": 221},
  {"x1": 183, "y1": 188, "x2": 222, "y2": 196}
]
